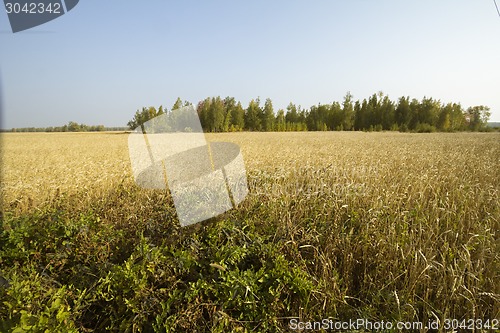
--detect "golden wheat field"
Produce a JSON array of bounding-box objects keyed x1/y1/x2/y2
[
  {"x1": 3, "y1": 131, "x2": 498, "y2": 209},
  {"x1": 0, "y1": 131, "x2": 499, "y2": 332}
]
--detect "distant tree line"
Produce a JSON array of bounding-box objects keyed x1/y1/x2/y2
[
  {"x1": 4, "y1": 93, "x2": 492, "y2": 133},
  {"x1": 129, "y1": 93, "x2": 492, "y2": 133},
  {"x1": 8, "y1": 121, "x2": 128, "y2": 133}
]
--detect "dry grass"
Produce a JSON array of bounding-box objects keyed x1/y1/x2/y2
[
  {"x1": 1, "y1": 132, "x2": 130, "y2": 212},
  {"x1": 1, "y1": 131, "x2": 499, "y2": 331}
]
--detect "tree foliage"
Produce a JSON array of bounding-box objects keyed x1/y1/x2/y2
[
  {"x1": 127, "y1": 106, "x2": 163, "y2": 131},
  {"x1": 125, "y1": 93, "x2": 492, "y2": 133}
]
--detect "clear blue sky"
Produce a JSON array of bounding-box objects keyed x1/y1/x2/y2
[{"x1": 1, "y1": 0, "x2": 499, "y2": 128}]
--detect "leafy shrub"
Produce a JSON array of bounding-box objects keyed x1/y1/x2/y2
[{"x1": 414, "y1": 123, "x2": 436, "y2": 133}]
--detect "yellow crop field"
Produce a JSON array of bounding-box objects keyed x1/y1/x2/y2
[
  {"x1": 1, "y1": 132, "x2": 130, "y2": 212},
  {"x1": 1, "y1": 131, "x2": 499, "y2": 332},
  {"x1": 3, "y1": 131, "x2": 498, "y2": 207}
]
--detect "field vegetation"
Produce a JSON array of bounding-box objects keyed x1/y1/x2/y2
[{"x1": 0, "y1": 131, "x2": 498, "y2": 332}]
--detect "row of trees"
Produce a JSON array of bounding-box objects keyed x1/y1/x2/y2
[
  {"x1": 129, "y1": 93, "x2": 491, "y2": 133},
  {"x1": 10, "y1": 122, "x2": 127, "y2": 132}
]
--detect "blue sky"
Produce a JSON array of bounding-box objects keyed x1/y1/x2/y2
[{"x1": 1, "y1": 0, "x2": 499, "y2": 128}]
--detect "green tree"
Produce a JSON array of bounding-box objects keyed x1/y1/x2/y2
[
  {"x1": 329, "y1": 101, "x2": 343, "y2": 130},
  {"x1": 158, "y1": 105, "x2": 165, "y2": 116},
  {"x1": 172, "y1": 97, "x2": 183, "y2": 111},
  {"x1": 222, "y1": 97, "x2": 236, "y2": 132},
  {"x1": 197, "y1": 98, "x2": 211, "y2": 131},
  {"x1": 354, "y1": 99, "x2": 367, "y2": 130},
  {"x1": 285, "y1": 102, "x2": 298, "y2": 125},
  {"x1": 127, "y1": 106, "x2": 159, "y2": 131},
  {"x1": 380, "y1": 95, "x2": 395, "y2": 130},
  {"x1": 261, "y1": 98, "x2": 275, "y2": 131},
  {"x1": 231, "y1": 101, "x2": 245, "y2": 131},
  {"x1": 437, "y1": 103, "x2": 452, "y2": 132},
  {"x1": 368, "y1": 93, "x2": 382, "y2": 129},
  {"x1": 395, "y1": 96, "x2": 411, "y2": 131},
  {"x1": 408, "y1": 98, "x2": 421, "y2": 130},
  {"x1": 196, "y1": 97, "x2": 224, "y2": 132},
  {"x1": 418, "y1": 97, "x2": 440, "y2": 128},
  {"x1": 352, "y1": 100, "x2": 361, "y2": 131},
  {"x1": 275, "y1": 109, "x2": 286, "y2": 131},
  {"x1": 296, "y1": 105, "x2": 307, "y2": 131},
  {"x1": 466, "y1": 105, "x2": 491, "y2": 131},
  {"x1": 67, "y1": 121, "x2": 81, "y2": 132},
  {"x1": 306, "y1": 105, "x2": 327, "y2": 131},
  {"x1": 209, "y1": 96, "x2": 225, "y2": 132},
  {"x1": 449, "y1": 103, "x2": 466, "y2": 131},
  {"x1": 245, "y1": 98, "x2": 262, "y2": 131},
  {"x1": 341, "y1": 92, "x2": 354, "y2": 130}
]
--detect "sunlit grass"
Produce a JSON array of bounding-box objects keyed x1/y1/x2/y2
[{"x1": 1, "y1": 131, "x2": 498, "y2": 332}]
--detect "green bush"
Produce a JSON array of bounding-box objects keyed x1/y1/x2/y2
[{"x1": 414, "y1": 123, "x2": 436, "y2": 133}]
